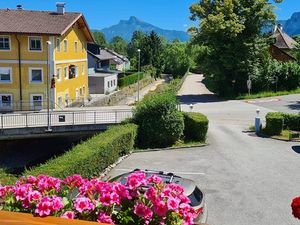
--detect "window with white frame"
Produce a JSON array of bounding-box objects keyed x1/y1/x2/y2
[
  {"x1": 56, "y1": 68, "x2": 62, "y2": 81},
  {"x1": 29, "y1": 37, "x2": 42, "y2": 51},
  {"x1": 75, "y1": 66, "x2": 78, "y2": 77},
  {"x1": 29, "y1": 68, "x2": 43, "y2": 83},
  {"x1": 108, "y1": 81, "x2": 110, "y2": 88},
  {"x1": 75, "y1": 89, "x2": 79, "y2": 100},
  {"x1": 30, "y1": 94, "x2": 43, "y2": 110},
  {"x1": 0, "y1": 94, "x2": 12, "y2": 109},
  {"x1": 74, "y1": 41, "x2": 78, "y2": 53},
  {"x1": 83, "y1": 86, "x2": 85, "y2": 95},
  {"x1": 64, "y1": 67, "x2": 68, "y2": 79},
  {"x1": 0, "y1": 67, "x2": 12, "y2": 83},
  {"x1": 65, "y1": 93, "x2": 69, "y2": 106},
  {"x1": 56, "y1": 38, "x2": 61, "y2": 52},
  {"x1": 0, "y1": 36, "x2": 10, "y2": 50},
  {"x1": 58, "y1": 96, "x2": 63, "y2": 107},
  {"x1": 64, "y1": 39, "x2": 68, "y2": 52},
  {"x1": 79, "y1": 87, "x2": 82, "y2": 96}
]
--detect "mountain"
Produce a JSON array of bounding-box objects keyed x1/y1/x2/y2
[
  {"x1": 100, "y1": 16, "x2": 190, "y2": 42},
  {"x1": 282, "y1": 12, "x2": 300, "y2": 36}
]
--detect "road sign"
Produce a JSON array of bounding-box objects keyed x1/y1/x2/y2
[{"x1": 247, "y1": 79, "x2": 252, "y2": 90}]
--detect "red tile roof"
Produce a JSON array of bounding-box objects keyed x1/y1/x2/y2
[{"x1": 0, "y1": 9, "x2": 93, "y2": 41}]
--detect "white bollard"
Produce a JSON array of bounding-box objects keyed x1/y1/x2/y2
[
  {"x1": 255, "y1": 109, "x2": 261, "y2": 134},
  {"x1": 189, "y1": 104, "x2": 194, "y2": 112}
]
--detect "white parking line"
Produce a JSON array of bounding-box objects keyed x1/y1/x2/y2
[{"x1": 114, "y1": 168, "x2": 206, "y2": 176}]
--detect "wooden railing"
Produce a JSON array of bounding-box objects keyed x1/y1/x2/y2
[{"x1": 0, "y1": 211, "x2": 108, "y2": 225}]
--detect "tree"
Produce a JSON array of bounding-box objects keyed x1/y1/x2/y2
[
  {"x1": 127, "y1": 31, "x2": 147, "y2": 69},
  {"x1": 163, "y1": 40, "x2": 191, "y2": 77},
  {"x1": 189, "y1": 0, "x2": 280, "y2": 96},
  {"x1": 109, "y1": 36, "x2": 128, "y2": 55},
  {"x1": 93, "y1": 31, "x2": 107, "y2": 46}
]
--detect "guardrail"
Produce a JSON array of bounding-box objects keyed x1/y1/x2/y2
[{"x1": 0, "y1": 110, "x2": 133, "y2": 130}]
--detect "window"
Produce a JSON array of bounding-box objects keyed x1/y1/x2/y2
[
  {"x1": 29, "y1": 37, "x2": 42, "y2": 51},
  {"x1": 83, "y1": 86, "x2": 85, "y2": 95},
  {"x1": 0, "y1": 94, "x2": 12, "y2": 109},
  {"x1": 64, "y1": 67, "x2": 68, "y2": 79},
  {"x1": 30, "y1": 94, "x2": 43, "y2": 110},
  {"x1": 75, "y1": 66, "x2": 78, "y2": 77},
  {"x1": 82, "y1": 65, "x2": 84, "y2": 75},
  {"x1": 29, "y1": 68, "x2": 43, "y2": 83},
  {"x1": 74, "y1": 41, "x2": 78, "y2": 53},
  {"x1": 0, "y1": 67, "x2": 12, "y2": 83},
  {"x1": 64, "y1": 39, "x2": 68, "y2": 52},
  {"x1": 113, "y1": 80, "x2": 116, "y2": 86},
  {"x1": 65, "y1": 93, "x2": 69, "y2": 106},
  {"x1": 0, "y1": 36, "x2": 10, "y2": 50},
  {"x1": 111, "y1": 80, "x2": 113, "y2": 87},
  {"x1": 79, "y1": 87, "x2": 82, "y2": 96},
  {"x1": 108, "y1": 81, "x2": 110, "y2": 88},
  {"x1": 75, "y1": 89, "x2": 79, "y2": 100},
  {"x1": 58, "y1": 96, "x2": 63, "y2": 107},
  {"x1": 56, "y1": 68, "x2": 62, "y2": 81},
  {"x1": 56, "y1": 38, "x2": 61, "y2": 52}
]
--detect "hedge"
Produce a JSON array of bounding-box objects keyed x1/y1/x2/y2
[
  {"x1": 133, "y1": 92, "x2": 184, "y2": 148},
  {"x1": 119, "y1": 72, "x2": 146, "y2": 88},
  {"x1": 265, "y1": 112, "x2": 284, "y2": 135},
  {"x1": 265, "y1": 112, "x2": 300, "y2": 135},
  {"x1": 183, "y1": 112, "x2": 209, "y2": 142},
  {"x1": 24, "y1": 124, "x2": 138, "y2": 178}
]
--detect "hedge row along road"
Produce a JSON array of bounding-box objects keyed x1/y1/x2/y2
[{"x1": 108, "y1": 73, "x2": 300, "y2": 225}]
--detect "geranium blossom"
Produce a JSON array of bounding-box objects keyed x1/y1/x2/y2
[
  {"x1": 0, "y1": 172, "x2": 197, "y2": 225},
  {"x1": 292, "y1": 197, "x2": 300, "y2": 220}
]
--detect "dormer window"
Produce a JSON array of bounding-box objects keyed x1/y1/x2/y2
[
  {"x1": 29, "y1": 37, "x2": 42, "y2": 51},
  {"x1": 0, "y1": 36, "x2": 10, "y2": 50}
]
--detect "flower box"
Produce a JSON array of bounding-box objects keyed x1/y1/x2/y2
[{"x1": 0, "y1": 211, "x2": 108, "y2": 225}]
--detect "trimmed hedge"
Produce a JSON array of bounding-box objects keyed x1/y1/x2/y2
[
  {"x1": 24, "y1": 124, "x2": 138, "y2": 178},
  {"x1": 133, "y1": 92, "x2": 184, "y2": 148},
  {"x1": 265, "y1": 112, "x2": 300, "y2": 135},
  {"x1": 119, "y1": 72, "x2": 146, "y2": 88},
  {"x1": 183, "y1": 112, "x2": 209, "y2": 142},
  {"x1": 265, "y1": 112, "x2": 284, "y2": 135}
]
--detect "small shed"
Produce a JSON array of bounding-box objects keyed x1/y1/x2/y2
[{"x1": 88, "y1": 71, "x2": 118, "y2": 94}]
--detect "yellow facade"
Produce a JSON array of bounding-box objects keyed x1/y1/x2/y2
[{"x1": 0, "y1": 22, "x2": 89, "y2": 111}]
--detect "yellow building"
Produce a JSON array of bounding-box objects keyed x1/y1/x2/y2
[{"x1": 0, "y1": 3, "x2": 94, "y2": 111}]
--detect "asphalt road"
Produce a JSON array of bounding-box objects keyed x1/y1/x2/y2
[
  {"x1": 245, "y1": 94, "x2": 299, "y2": 114},
  {"x1": 108, "y1": 74, "x2": 300, "y2": 225}
]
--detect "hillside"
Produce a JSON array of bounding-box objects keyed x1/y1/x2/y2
[{"x1": 100, "y1": 16, "x2": 190, "y2": 42}]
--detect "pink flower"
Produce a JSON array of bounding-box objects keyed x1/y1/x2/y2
[
  {"x1": 113, "y1": 183, "x2": 131, "y2": 200},
  {"x1": 37, "y1": 175, "x2": 61, "y2": 193},
  {"x1": 145, "y1": 186, "x2": 157, "y2": 202},
  {"x1": 167, "y1": 197, "x2": 180, "y2": 210},
  {"x1": 147, "y1": 175, "x2": 163, "y2": 184},
  {"x1": 14, "y1": 184, "x2": 32, "y2": 201},
  {"x1": 28, "y1": 190, "x2": 42, "y2": 202},
  {"x1": 52, "y1": 196, "x2": 64, "y2": 211},
  {"x1": 74, "y1": 197, "x2": 95, "y2": 213},
  {"x1": 35, "y1": 197, "x2": 53, "y2": 217},
  {"x1": 61, "y1": 211, "x2": 76, "y2": 219},
  {"x1": 134, "y1": 201, "x2": 153, "y2": 221},
  {"x1": 153, "y1": 200, "x2": 168, "y2": 217},
  {"x1": 97, "y1": 211, "x2": 114, "y2": 224},
  {"x1": 126, "y1": 172, "x2": 146, "y2": 190},
  {"x1": 63, "y1": 175, "x2": 85, "y2": 189}
]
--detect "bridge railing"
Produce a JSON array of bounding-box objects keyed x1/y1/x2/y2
[{"x1": 0, "y1": 110, "x2": 133, "y2": 129}]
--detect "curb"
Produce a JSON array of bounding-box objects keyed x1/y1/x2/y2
[{"x1": 133, "y1": 143, "x2": 208, "y2": 153}]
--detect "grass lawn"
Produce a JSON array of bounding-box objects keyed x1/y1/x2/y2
[
  {"x1": 172, "y1": 140, "x2": 206, "y2": 148},
  {"x1": 235, "y1": 88, "x2": 300, "y2": 100}
]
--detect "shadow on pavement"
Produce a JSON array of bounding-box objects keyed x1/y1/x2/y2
[
  {"x1": 292, "y1": 146, "x2": 300, "y2": 154},
  {"x1": 177, "y1": 94, "x2": 223, "y2": 104},
  {"x1": 287, "y1": 101, "x2": 300, "y2": 111}
]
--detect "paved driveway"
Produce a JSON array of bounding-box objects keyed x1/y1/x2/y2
[{"x1": 108, "y1": 74, "x2": 300, "y2": 225}]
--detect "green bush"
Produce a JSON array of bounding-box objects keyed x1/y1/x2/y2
[
  {"x1": 183, "y1": 112, "x2": 209, "y2": 142},
  {"x1": 24, "y1": 124, "x2": 137, "y2": 178},
  {"x1": 281, "y1": 113, "x2": 300, "y2": 131},
  {"x1": 133, "y1": 92, "x2": 184, "y2": 148},
  {"x1": 0, "y1": 169, "x2": 18, "y2": 185},
  {"x1": 118, "y1": 72, "x2": 146, "y2": 88},
  {"x1": 265, "y1": 112, "x2": 284, "y2": 135}
]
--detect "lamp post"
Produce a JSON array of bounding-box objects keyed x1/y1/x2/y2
[
  {"x1": 46, "y1": 41, "x2": 52, "y2": 132},
  {"x1": 137, "y1": 49, "x2": 141, "y2": 102}
]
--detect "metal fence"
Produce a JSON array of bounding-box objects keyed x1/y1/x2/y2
[{"x1": 0, "y1": 110, "x2": 133, "y2": 129}]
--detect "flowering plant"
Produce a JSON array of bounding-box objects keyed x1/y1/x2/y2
[
  {"x1": 0, "y1": 172, "x2": 198, "y2": 225},
  {"x1": 292, "y1": 197, "x2": 300, "y2": 220}
]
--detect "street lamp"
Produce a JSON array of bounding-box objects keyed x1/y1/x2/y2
[
  {"x1": 46, "y1": 41, "x2": 52, "y2": 132},
  {"x1": 137, "y1": 49, "x2": 141, "y2": 102}
]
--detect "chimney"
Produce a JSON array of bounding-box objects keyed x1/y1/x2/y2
[
  {"x1": 56, "y1": 2, "x2": 65, "y2": 15},
  {"x1": 16, "y1": 5, "x2": 23, "y2": 10}
]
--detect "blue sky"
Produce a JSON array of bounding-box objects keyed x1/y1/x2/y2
[{"x1": 0, "y1": 0, "x2": 298, "y2": 31}]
